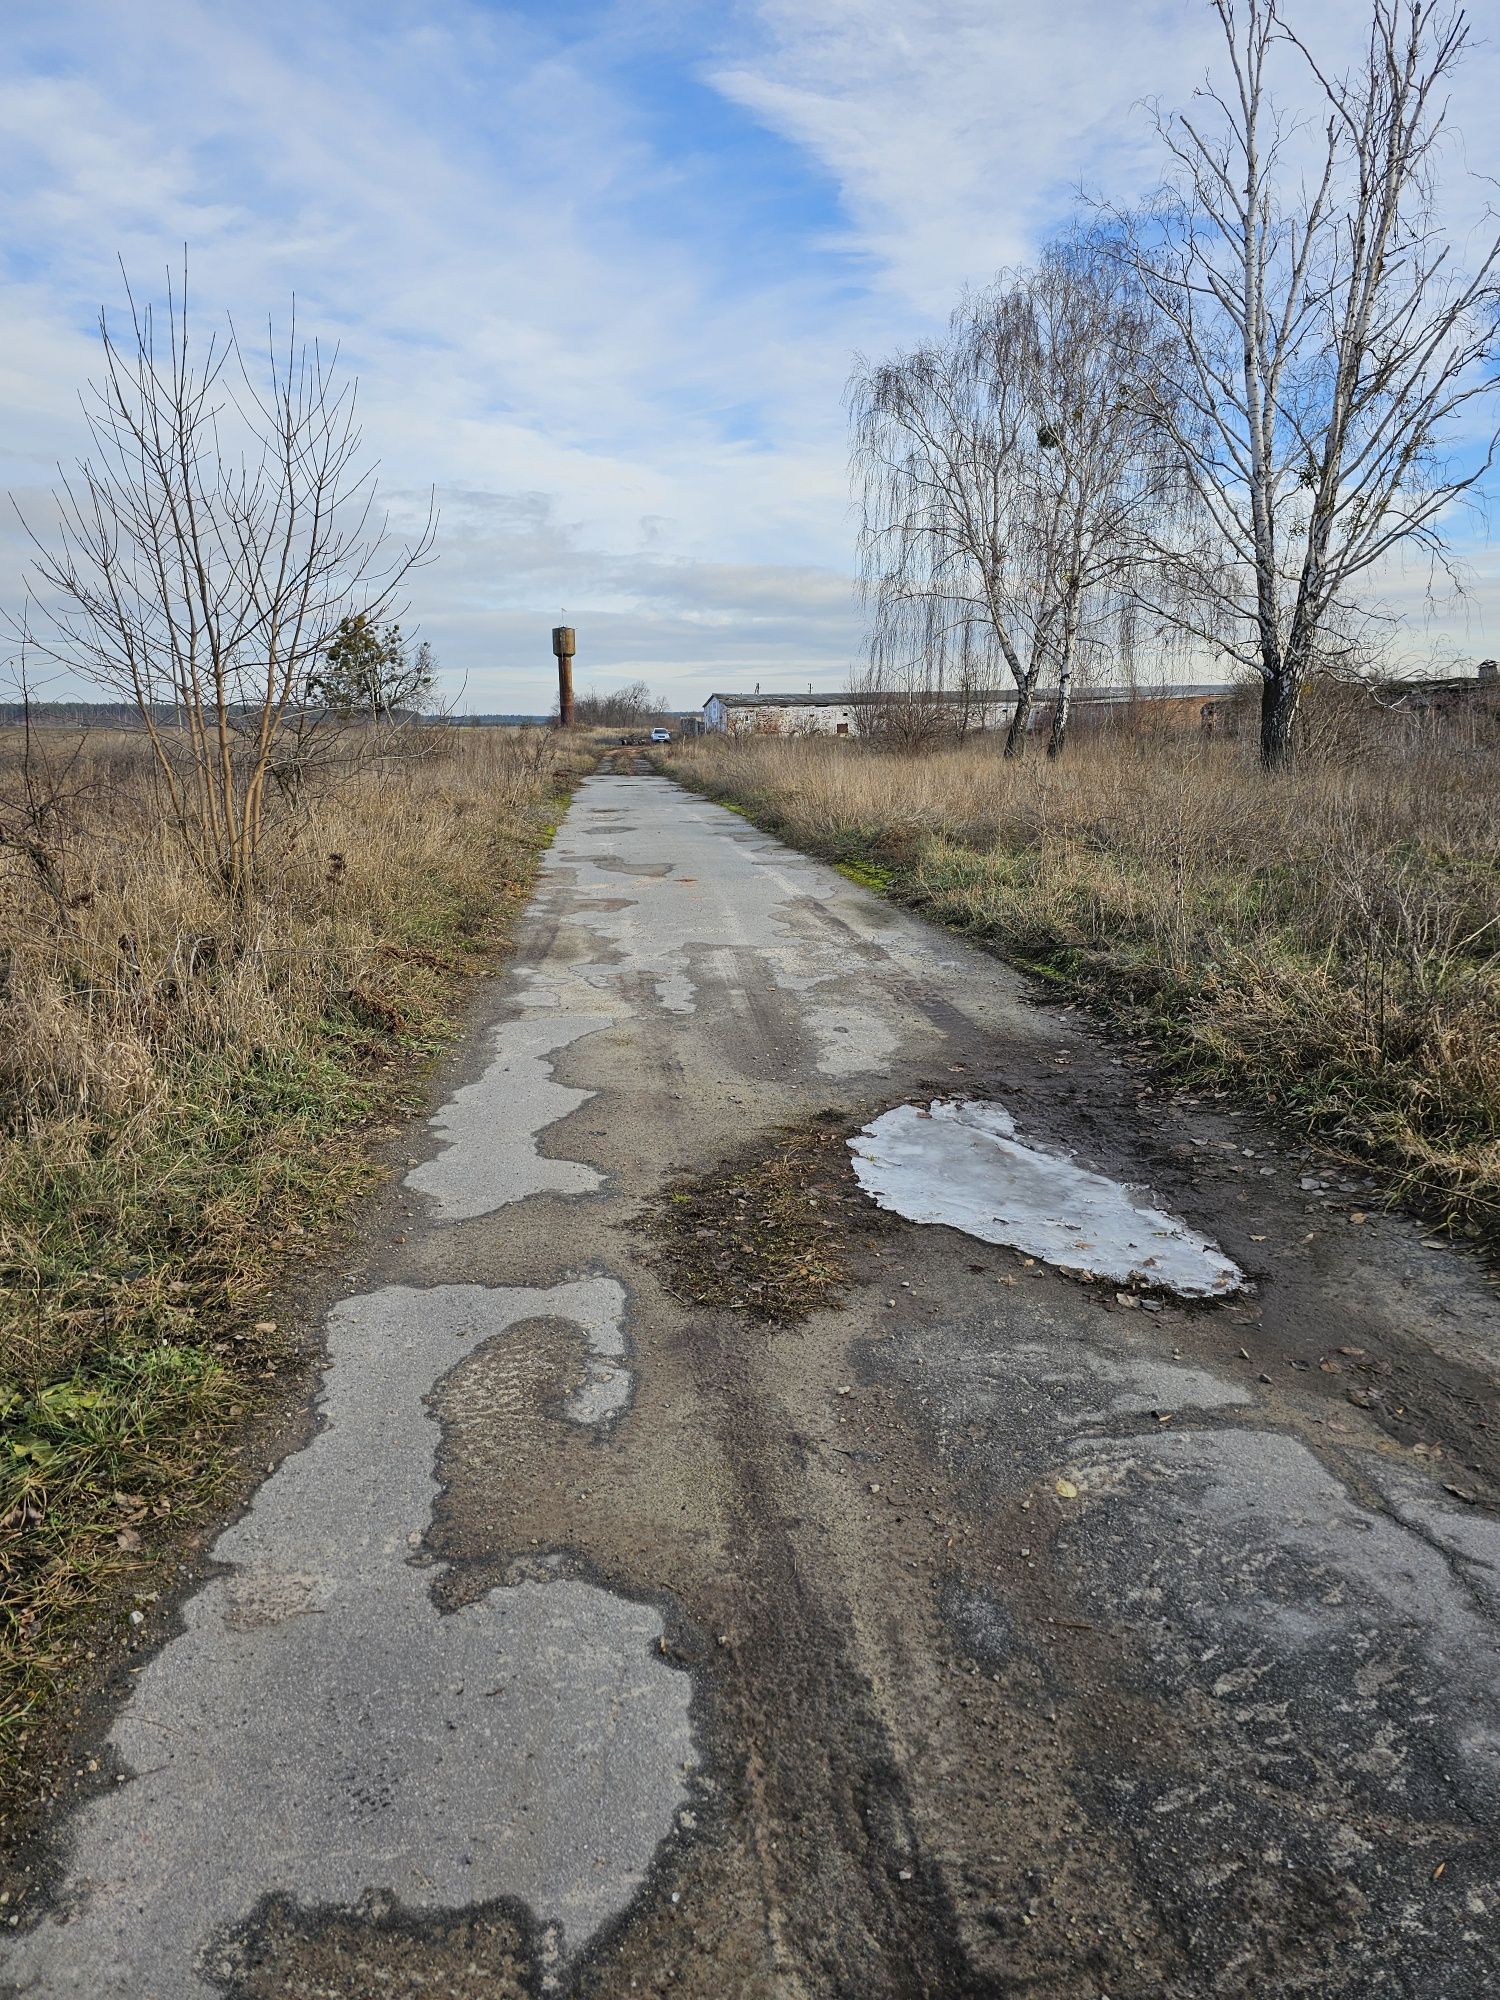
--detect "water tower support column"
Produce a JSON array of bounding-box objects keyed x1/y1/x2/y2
[{"x1": 552, "y1": 626, "x2": 576, "y2": 727}]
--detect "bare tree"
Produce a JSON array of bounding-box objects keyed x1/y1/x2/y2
[
  {"x1": 1019, "y1": 239, "x2": 1190, "y2": 755},
  {"x1": 851, "y1": 302, "x2": 1029, "y2": 755},
  {"x1": 569, "y1": 681, "x2": 667, "y2": 728},
  {"x1": 14, "y1": 266, "x2": 435, "y2": 896},
  {"x1": 1120, "y1": 0, "x2": 1500, "y2": 770},
  {"x1": 846, "y1": 647, "x2": 963, "y2": 750},
  {"x1": 850, "y1": 242, "x2": 1182, "y2": 757}
]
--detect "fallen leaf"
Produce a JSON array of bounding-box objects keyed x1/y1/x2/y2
[{"x1": 1055, "y1": 1477, "x2": 1079, "y2": 1499}]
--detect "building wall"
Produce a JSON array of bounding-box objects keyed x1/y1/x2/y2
[
  {"x1": 705, "y1": 697, "x2": 1023, "y2": 735},
  {"x1": 706, "y1": 699, "x2": 859, "y2": 735},
  {"x1": 705, "y1": 690, "x2": 1240, "y2": 737},
  {"x1": 1049, "y1": 693, "x2": 1222, "y2": 736},
  {"x1": 945, "y1": 698, "x2": 1014, "y2": 733}
]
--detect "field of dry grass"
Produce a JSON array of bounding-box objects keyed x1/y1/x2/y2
[
  {"x1": 0, "y1": 723, "x2": 581, "y2": 1806},
  {"x1": 664, "y1": 718, "x2": 1500, "y2": 1240}
]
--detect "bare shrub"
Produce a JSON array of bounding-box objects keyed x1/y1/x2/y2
[{"x1": 14, "y1": 268, "x2": 434, "y2": 898}]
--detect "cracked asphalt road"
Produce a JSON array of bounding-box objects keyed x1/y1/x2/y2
[{"x1": 7, "y1": 768, "x2": 1500, "y2": 1997}]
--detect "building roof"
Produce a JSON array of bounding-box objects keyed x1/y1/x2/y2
[
  {"x1": 705, "y1": 683, "x2": 1236, "y2": 711},
  {"x1": 1097, "y1": 683, "x2": 1237, "y2": 701},
  {"x1": 705, "y1": 691, "x2": 861, "y2": 709},
  {"x1": 1375, "y1": 672, "x2": 1500, "y2": 704}
]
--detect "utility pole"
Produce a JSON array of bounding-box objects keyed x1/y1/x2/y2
[{"x1": 552, "y1": 625, "x2": 576, "y2": 727}]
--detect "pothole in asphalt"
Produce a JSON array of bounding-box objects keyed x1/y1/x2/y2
[
  {"x1": 849, "y1": 1099, "x2": 1243, "y2": 1298},
  {"x1": 589, "y1": 856, "x2": 672, "y2": 877}
]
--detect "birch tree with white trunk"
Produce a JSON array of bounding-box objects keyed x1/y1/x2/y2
[
  {"x1": 850, "y1": 241, "x2": 1182, "y2": 758},
  {"x1": 1121, "y1": 0, "x2": 1500, "y2": 770}
]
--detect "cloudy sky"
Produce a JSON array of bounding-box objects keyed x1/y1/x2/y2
[{"x1": 2, "y1": 0, "x2": 1496, "y2": 712}]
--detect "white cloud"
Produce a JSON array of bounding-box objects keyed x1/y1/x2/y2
[
  {"x1": 711, "y1": 0, "x2": 1219, "y2": 308},
  {"x1": 714, "y1": 0, "x2": 1498, "y2": 308}
]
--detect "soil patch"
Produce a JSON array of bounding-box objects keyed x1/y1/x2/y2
[{"x1": 643, "y1": 1118, "x2": 874, "y2": 1324}]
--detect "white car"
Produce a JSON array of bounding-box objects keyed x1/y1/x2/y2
[{"x1": 650, "y1": 727, "x2": 673, "y2": 743}]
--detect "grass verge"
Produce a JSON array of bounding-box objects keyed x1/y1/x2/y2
[{"x1": 0, "y1": 726, "x2": 587, "y2": 1817}]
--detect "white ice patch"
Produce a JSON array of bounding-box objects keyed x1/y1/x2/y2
[{"x1": 849, "y1": 1100, "x2": 1243, "y2": 1298}]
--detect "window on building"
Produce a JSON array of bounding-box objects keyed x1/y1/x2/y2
[{"x1": 836, "y1": 722, "x2": 849, "y2": 736}]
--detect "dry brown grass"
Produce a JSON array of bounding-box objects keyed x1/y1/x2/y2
[
  {"x1": 0, "y1": 722, "x2": 580, "y2": 1802},
  {"x1": 3, "y1": 727, "x2": 558, "y2": 1143},
  {"x1": 665, "y1": 716, "x2": 1500, "y2": 1235}
]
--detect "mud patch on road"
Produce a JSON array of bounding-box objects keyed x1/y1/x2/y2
[
  {"x1": 868, "y1": 1277, "x2": 1500, "y2": 1992},
  {"x1": 644, "y1": 1120, "x2": 870, "y2": 1323},
  {"x1": 219, "y1": 1892, "x2": 535, "y2": 1998}
]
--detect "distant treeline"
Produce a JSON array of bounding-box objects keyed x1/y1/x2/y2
[
  {"x1": 451, "y1": 713, "x2": 551, "y2": 726},
  {"x1": 0, "y1": 701, "x2": 443, "y2": 728},
  {"x1": 0, "y1": 701, "x2": 173, "y2": 727}
]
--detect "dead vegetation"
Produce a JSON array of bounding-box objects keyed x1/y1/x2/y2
[
  {"x1": 646, "y1": 1121, "x2": 861, "y2": 1323},
  {"x1": 663, "y1": 717, "x2": 1500, "y2": 1241},
  {"x1": 0, "y1": 722, "x2": 580, "y2": 1808}
]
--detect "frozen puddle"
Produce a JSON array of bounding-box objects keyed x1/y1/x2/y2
[{"x1": 850, "y1": 1100, "x2": 1243, "y2": 1297}]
